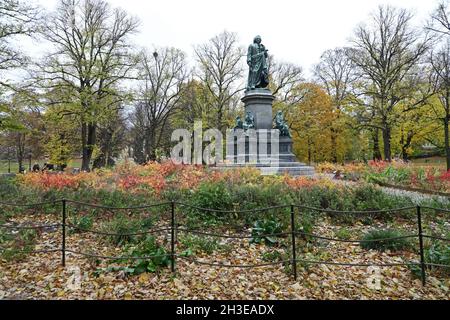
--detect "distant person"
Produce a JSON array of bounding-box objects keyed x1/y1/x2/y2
[
  {"x1": 32, "y1": 163, "x2": 40, "y2": 172},
  {"x1": 42, "y1": 163, "x2": 55, "y2": 172}
]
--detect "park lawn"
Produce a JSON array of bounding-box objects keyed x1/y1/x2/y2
[
  {"x1": 410, "y1": 157, "x2": 447, "y2": 168},
  {"x1": 0, "y1": 158, "x2": 83, "y2": 174}
]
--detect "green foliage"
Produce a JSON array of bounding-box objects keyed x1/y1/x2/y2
[
  {"x1": 261, "y1": 250, "x2": 287, "y2": 263},
  {"x1": 229, "y1": 183, "x2": 293, "y2": 210},
  {"x1": 360, "y1": 229, "x2": 411, "y2": 252},
  {"x1": 69, "y1": 214, "x2": 94, "y2": 234},
  {"x1": 335, "y1": 227, "x2": 352, "y2": 240},
  {"x1": 186, "y1": 181, "x2": 233, "y2": 226},
  {"x1": 122, "y1": 236, "x2": 170, "y2": 275},
  {"x1": 0, "y1": 229, "x2": 38, "y2": 261},
  {"x1": 180, "y1": 235, "x2": 229, "y2": 255},
  {"x1": 101, "y1": 214, "x2": 143, "y2": 246},
  {"x1": 45, "y1": 134, "x2": 73, "y2": 167},
  {"x1": 251, "y1": 218, "x2": 284, "y2": 246},
  {"x1": 425, "y1": 238, "x2": 450, "y2": 276}
]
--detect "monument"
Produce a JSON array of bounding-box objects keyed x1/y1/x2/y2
[{"x1": 216, "y1": 36, "x2": 315, "y2": 176}]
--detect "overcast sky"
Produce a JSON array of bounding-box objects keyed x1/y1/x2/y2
[{"x1": 23, "y1": 0, "x2": 441, "y2": 78}]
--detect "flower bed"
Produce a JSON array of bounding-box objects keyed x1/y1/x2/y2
[{"x1": 316, "y1": 161, "x2": 450, "y2": 194}]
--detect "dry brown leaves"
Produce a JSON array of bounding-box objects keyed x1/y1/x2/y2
[{"x1": 0, "y1": 214, "x2": 448, "y2": 300}]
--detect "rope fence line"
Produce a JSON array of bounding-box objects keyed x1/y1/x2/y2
[
  {"x1": 0, "y1": 199, "x2": 449, "y2": 285},
  {"x1": 65, "y1": 224, "x2": 172, "y2": 236},
  {"x1": 64, "y1": 249, "x2": 174, "y2": 261},
  {"x1": 0, "y1": 223, "x2": 60, "y2": 230},
  {"x1": 294, "y1": 231, "x2": 419, "y2": 244}
]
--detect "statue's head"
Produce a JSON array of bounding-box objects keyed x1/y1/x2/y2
[
  {"x1": 277, "y1": 110, "x2": 283, "y2": 115},
  {"x1": 253, "y1": 35, "x2": 262, "y2": 44}
]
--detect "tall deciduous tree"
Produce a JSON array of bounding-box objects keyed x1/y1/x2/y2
[
  {"x1": 428, "y1": 1, "x2": 450, "y2": 37},
  {"x1": 288, "y1": 83, "x2": 335, "y2": 164},
  {"x1": 194, "y1": 31, "x2": 245, "y2": 132},
  {"x1": 130, "y1": 48, "x2": 188, "y2": 163},
  {"x1": 0, "y1": 0, "x2": 40, "y2": 89},
  {"x1": 314, "y1": 47, "x2": 358, "y2": 163},
  {"x1": 428, "y1": 40, "x2": 450, "y2": 170},
  {"x1": 269, "y1": 59, "x2": 305, "y2": 106},
  {"x1": 37, "y1": 0, "x2": 139, "y2": 171},
  {"x1": 349, "y1": 5, "x2": 431, "y2": 161}
]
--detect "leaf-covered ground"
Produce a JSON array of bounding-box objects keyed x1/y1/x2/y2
[{"x1": 0, "y1": 214, "x2": 448, "y2": 300}]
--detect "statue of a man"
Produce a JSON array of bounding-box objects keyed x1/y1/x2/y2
[{"x1": 247, "y1": 35, "x2": 269, "y2": 91}]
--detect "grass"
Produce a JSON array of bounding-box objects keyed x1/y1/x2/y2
[
  {"x1": 410, "y1": 157, "x2": 447, "y2": 168},
  {"x1": 0, "y1": 159, "x2": 83, "y2": 174}
]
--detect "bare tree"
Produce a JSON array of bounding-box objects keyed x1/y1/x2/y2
[
  {"x1": 314, "y1": 47, "x2": 358, "y2": 162},
  {"x1": 0, "y1": 0, "x2": 41, "y2": 89},
  {"x1": 194, "y1": 31, "x2": 245, "y2": 131},
  {"x1": 93, "y1": 106, "x2": 127, "y2": 168},
  {"x1": 131, "y1": 47, "x2": 188, "y2": 163},
  {"x1": 428, "y1": 40, "x2": 450, "y2": 170},
  {"x1": 36, "y1": 0, "x2": 139, "y2": 170},
  {"x1": 349, "y1": 5, "x2": 431, "y2": 161},
  {"x1": 428, "y1": 1, "x2": 450, "y2": 37},
  {"x1": 270, "y1": 58, "x2": 305, "y2": 106}
]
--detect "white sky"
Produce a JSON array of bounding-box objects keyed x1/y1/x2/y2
[{"x1": 22, "y1": 0, "x2": 441, "y2": 78}]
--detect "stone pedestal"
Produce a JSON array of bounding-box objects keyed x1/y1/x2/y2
[
  {"x1": 241, "y1": 89, "x2": 274, "y2": 130},
  {"x1": 216, "y1": 89, "x2": 315, "y2": 176}
]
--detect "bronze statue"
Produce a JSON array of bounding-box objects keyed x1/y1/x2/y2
[
  {"x1": 243, "y1": 111, "x2": 255, "y2": 131},
  {"x1": 274, "y1": 110, "x2": 291, "y2": 137},
  {"x1": 247, "y1": 35, "x2": 269, "y2": 91},
  {"x1": 234, "y1": 116, "x2": 243, "y2": 131}
]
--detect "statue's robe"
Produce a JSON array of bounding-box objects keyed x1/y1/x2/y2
[{"x1": 247, "y1": 43, "x2": 269, "y2": 90}]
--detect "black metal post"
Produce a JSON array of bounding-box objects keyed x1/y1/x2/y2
[
  {"x1": 171, "y1": 201, "x2": 176, "y2": 273},
  {"x1": 290, "y1": 205, "x2": 297, "y2": 281},
  {"x1": 7, "y1": 147, "x2": 11, "y2": 174},
  {"x1": 417, "y1": 206, "x2": 426, "y2": 286},
  {"x1": 62, "y1": 199, "x2": 66, "y2": 267}
]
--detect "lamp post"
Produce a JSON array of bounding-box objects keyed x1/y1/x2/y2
[
  {"x1": 28, "y1": 150, "x2": 32, "y2": 172},
  {"x1": 7, "y1": 146, "x2": 11, "y2": 174}
]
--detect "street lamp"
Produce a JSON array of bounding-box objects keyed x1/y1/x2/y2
[
  {"x1": 28, "y1": 150, "x2": 32, "y2": 172},
  {"x1": 7, "y1": 146, "x2": 11, "y2": 174}
]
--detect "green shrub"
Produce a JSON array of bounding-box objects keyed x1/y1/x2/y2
[
  {"x1": 69, "y1": 214, "x2": 94, "y2": 234},
  {"x1": 360, "y1": 229, "x2": 411, "y2": 252},
  {"x1": 101, "y1": 214, "x2": 143, "y2": 246},
  {"x1": 335, "y1": 227, "x2": 352, "y2": 240},
  {"x1": 425, "y1": 239, "x2": 450, "y2": 275},
  {"x1": 261, "y1": 250, "x2": 288, "y2": 263},
  {"x1": 180, "y1": 235, "x2": 229, "y2": 254},
  {"x1": 409, "y1": 237, "x2": 450, "y2": 278},
  {"x1": 0, "y1": 229, "x2": 38, "y2": 261},
  {"x1": 123, "y1": 236, "x2": 170, "y2": 275},
  {"x1": 251, "y1": 218, "x2": 284, "y2": 246},
  {"x1": 186, "y1": 181, "x2": 233, "y2": 226}
]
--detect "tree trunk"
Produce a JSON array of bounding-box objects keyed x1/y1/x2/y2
[
  {"x1": 372, "y1": 129, "x2": 382, "y2": 161},
  {"x1": 445, "y1": 117, "x2": 450, "y2": 171},
  {"x1": 81, "y1": 122, "x2": 96, "y2": 171},
  {"x1": 382, "y1": 126, "x2": 391, "y2": 162},
  {"x1": 330, "y1": 127, "x2": 338, "y2": 163},
  {"x1": 307, "y1": 137, "x2": 312, "y2": 165},
  {"x1": 400, "y1": 130, "x2": 413, "y2": 162}
]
